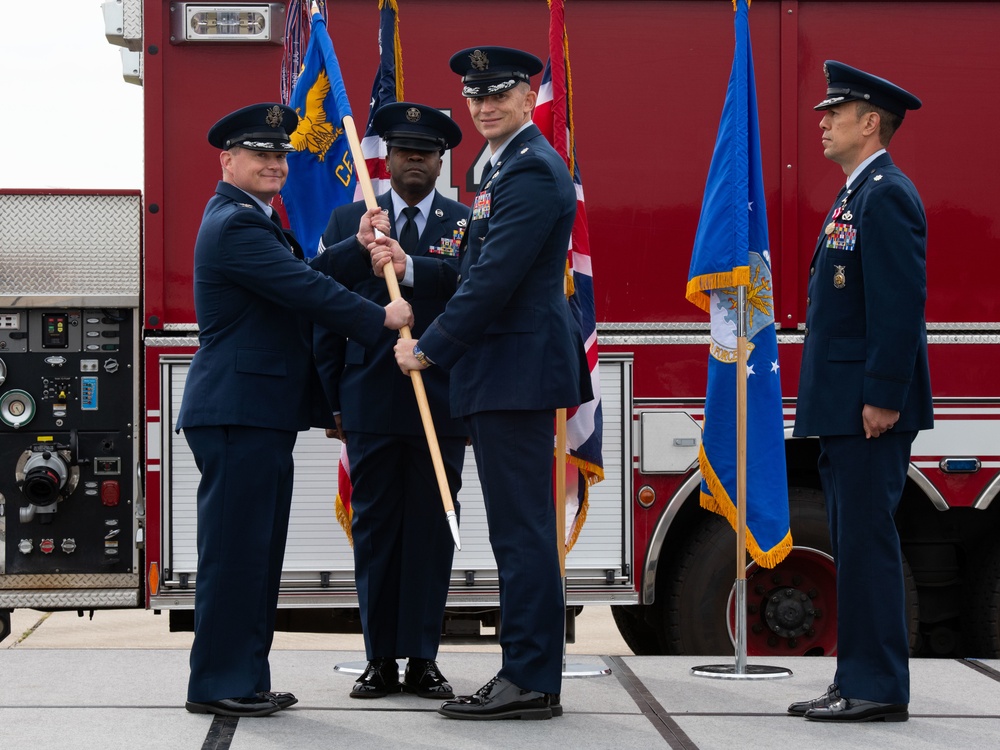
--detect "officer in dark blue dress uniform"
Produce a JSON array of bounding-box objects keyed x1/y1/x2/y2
[
  {"x1": 177, "y1": 103, "x2": 412, "y2": 718},
  {"x1": 392, "y1": 47, "x2": 593, "y2": 721},
  {"x1": 310, "y1": 103, "x2": 469, "y2": 700},
  {"x1": 789, "y1": 63, "x2": 933, "y2": 723}
]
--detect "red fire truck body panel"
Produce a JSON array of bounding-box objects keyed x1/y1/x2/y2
[
  {"x1": 107, "y1": 0, "x2": 1000, "y2": 657},
  {"x1": 3, "y1": 1, "x2": 999, "y2": 657}
]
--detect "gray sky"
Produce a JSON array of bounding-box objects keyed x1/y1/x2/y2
[{"x1": 3, "y1": 1, "x2": 143, "y2": 189}]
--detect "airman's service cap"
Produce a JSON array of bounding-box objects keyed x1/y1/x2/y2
[
  {"x1": 815, "y1": 61, "x2": 921, "y2": 118},
  {"x1": 207, "y1": 103, "x2": 298, "y2": 152},
  {"x1": 373, "y1": 102, "x2": 463, "y2": 153},
  {"x1": 449, "y1": 46, "x2": 543, "y2": 98}
]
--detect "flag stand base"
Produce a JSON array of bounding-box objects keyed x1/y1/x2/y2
[
  {"x1": 690, "y1": 577, "x2": 793, "y2": 679},
  {"x1": 563, "y1": 662, "x2": 612, "y2": 678},
  {"x1": 690, "y1": 663, "x2": 792, "y2": 680},
  {"x1": 332, "y1": 660, "x2": 612, "y2": 679},
  {"x1": 333, "y1": 660, "x2": 373, "y2": 676}
]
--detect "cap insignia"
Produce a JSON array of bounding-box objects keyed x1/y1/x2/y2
[
  {"x1": 823, "y1": 63, "x2": 830, "y2": 83},
  {"x1": 265, "y1": 105, "x2": 284, "y2": 128},
  {"x1": 470, "y1": 49, "x2": 489, "y2": 71},
  {"x1": 405, "y1": 107, "x2": 421, "y2": 123},
  {"x1": 487, "y1": 80, "x2": 516, "y2": 93}
]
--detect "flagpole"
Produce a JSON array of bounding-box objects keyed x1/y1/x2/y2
[
  {"x1": 556, "y1": 408, "x2": 567, "y2": 576},
  {"x1": 691, "y1": 286, "x2": 789, "y2": 680},
  {"x1": 340, "y1": 111, "x2": 461, "y2": 552},
  {"x1": 735, "y1": 286, "x2": 749, "y2": 675}
]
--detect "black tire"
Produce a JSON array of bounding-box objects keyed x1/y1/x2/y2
[
  {"x1": 968, "y1": 545, "x2": 1000, "y2": 657},
  {"x1": 655, "y1": 487, "x2": 833, "y2": 654},
  {"x1": 655, "y1": 487, "x2": 919, "y2": 656},
  {"x1": 0, "y1": 609, "x2": 10, "y2": 644},
  {"x1": 610, "y1": 605, "x2": 661, "y2": 655}
]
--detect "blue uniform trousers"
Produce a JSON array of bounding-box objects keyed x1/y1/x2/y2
[
  {"x1": 184, "y1": 425, "x2": 297, "y2": 702},
  {"x1": 347, "y1": 431, "x2": 464, "y2": 661},
  {"x1": 466, "y1": 409, "x2": 564, "y2": 696},
  {"x1": 818, "y1": 430, "x2": 915, "y2": 705}
]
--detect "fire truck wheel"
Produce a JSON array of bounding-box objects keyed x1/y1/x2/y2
[
  {"x1": 658, "y1": 488, "x2": 834, "y2": 655},
  {"x1": 657, "y1": 487, "x2": 920, "y2": 657},
  {"x1": 610, "y1": 604, "x2": 662, "y2": 655},
  {"x1": 0, "y1": 609, "x2": 10, "y2": 644},
  {"x1": 968, "y1": 545, "x2": 1000, "y2": 657}
]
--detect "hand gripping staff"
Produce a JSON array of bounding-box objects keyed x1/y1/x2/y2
[{"x1": 340, "y1": 114, "x2": 462, "y2": 551}]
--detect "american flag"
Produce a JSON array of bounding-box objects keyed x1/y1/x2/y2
[
  {"x1": 334, "y1": 0, "x2": 405, "y2": 542},
  {"x1": 353, "y1": 0, "x2": 403, "y2": 200},
  {"x1": 534, "y1": 0, "x2": 604, "y2": 550}
]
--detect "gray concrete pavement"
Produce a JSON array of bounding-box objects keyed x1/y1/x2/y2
[
  {"x1": 3, "y1": 606, "x2": 1000, "y2": 750},
  {"x1": 4, "y1": 603, "x2": 631, "y2": 653}
]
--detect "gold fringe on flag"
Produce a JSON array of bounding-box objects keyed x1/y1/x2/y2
[
  {"x1": 381, "y1": 0, "x2": 404, "y2": 99},
  {"x1": 697, "y1": 444, "x2": 792, "y2": 569},
  {"x1": 335, "y1": 492, "x2": 354, "y2": 546},
  {"x1": 685, "y1": 265, "x2": 751, "y2": 312}
]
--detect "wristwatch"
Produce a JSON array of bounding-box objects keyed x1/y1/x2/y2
[{"x1": 412, "y1": 344, "x2": 431, "y2": 368}]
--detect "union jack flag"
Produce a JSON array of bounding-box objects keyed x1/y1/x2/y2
[{"x1": 534, "y1": 0, "x2": 604, "y2": 551}]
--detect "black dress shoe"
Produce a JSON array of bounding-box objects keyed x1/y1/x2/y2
[
  {"x1": 805, "y1": 697, "x2": 908, "y2": 722},
  {"x1": 787, "y1": 683, "x2": 840, "y2": 716},
  {"x1": 350, "y1": 658, "x2": 401, "y2": 699},
  {"x1": 548, "y1": 693, "x2": 563, "y2": 717},
  {"x1": 185, "y1": 696, "x2": 280, "y2": 717},
  {"x1": 438, "y1": 676, "x2": 553, "y2": 720},
  {"x1": 402, "y1": 659, "x2": 455, "y2": 699},
  {"x1": 257, "y1": 691, "x2": 298, "y2": 709}
]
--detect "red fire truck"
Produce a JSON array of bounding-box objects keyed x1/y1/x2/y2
[{"x1": 2, "y1": 0, "x2": 998, "y2": 659}]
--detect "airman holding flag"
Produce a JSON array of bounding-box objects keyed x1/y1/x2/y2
[{"x1": 392, "y1": 45, "x2": 593, "y2": 721}]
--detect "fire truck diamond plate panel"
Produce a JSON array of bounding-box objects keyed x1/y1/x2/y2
[{"x1": 0, "y1": 193, "x2": 140, "y2": 297}]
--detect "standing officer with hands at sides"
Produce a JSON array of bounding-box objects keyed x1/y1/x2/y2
[
  {"x1": 789, "y1": 62, "x2": 932, "y2": 723},
  {"x1": 177, "y1": 102, "x2": 413, "y2": 718},
  {"x1": 311, "y1": 102, "x2": 469, "y2": 701},
  {"x1": 390, "y1": 47, "x2": 592, "y2": 721}
]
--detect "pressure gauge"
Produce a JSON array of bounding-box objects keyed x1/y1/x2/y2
[{"x1": 0, "y1": 389, "x2": 35, "y2": 428}]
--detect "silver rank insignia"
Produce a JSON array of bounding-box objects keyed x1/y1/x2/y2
[
  {"x1": 874, "y1": 175, "x2": 883, "y2": 181},
  {"x1": 833, "y1": 265, "x2": 846, "y2": 289}
]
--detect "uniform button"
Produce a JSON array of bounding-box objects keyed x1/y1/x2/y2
[
  {"x1": 803, "y1": 327, "x2": 809, "y2": 337},
  {"x1": 809, "y1": 267, "x2": 815, "y2": 276},
  {"x1": 806, "y1": 296, "x2": 811, "y2": 306}
]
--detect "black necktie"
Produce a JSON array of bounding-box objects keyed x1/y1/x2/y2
[{"x1": 398, "y1": 206, "x2": 420, "y2": 254}]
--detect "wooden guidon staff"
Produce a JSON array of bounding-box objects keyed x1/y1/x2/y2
[{"x1": 340, "y1": 113, "x2": 462, "y2": 551}]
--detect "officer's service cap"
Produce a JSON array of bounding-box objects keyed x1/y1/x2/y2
[
  {"x1": 815, "y1": 61, "x2": 921, "y2": 118},
  {"x1": 449, "y1": 46, "x2": 543, "y2": 98},
  {"x1": 373, "y1": 102, "x2": 463, "y2": 153},
  {"x1": 207, "y1": 103, "x2": 298, "y2": 152}
]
